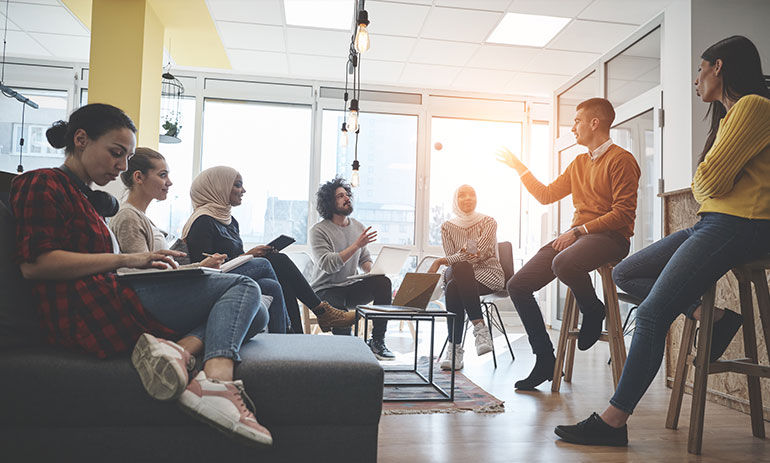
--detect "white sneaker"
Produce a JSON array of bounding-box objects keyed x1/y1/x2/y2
[
  {"x1": 131, "y1": 333, "x2": 193, "y2": 401},
  {"x1": 439, "y1": 344, "x2": 464, "y2": 370},
  {"x1": 473, "y1": 323, "x2": 494, "y2": 356},
  {"x1": 179, "y1": 371, "x2": 273, "y2": 447}
]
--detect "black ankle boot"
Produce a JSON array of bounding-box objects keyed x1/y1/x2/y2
[
  {"x1": 709, "y1": 309, "x2": 743, "y2": 362},
  {"x1": 515, "y1": 352, "x2": 556, "y2": 390}
]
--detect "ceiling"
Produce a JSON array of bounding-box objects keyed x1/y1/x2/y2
[{"x1": 0, "y1": 0, "x2": 673, "y2": 97}]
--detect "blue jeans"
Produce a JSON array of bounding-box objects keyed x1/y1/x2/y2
[
  {"x1": 507, "y1": 231, "x2": 629, "y2": 356},
  {"x1": 129, "y1": 273, "x2": 268, "y2": 363},
  {"x1": 610, "y1": 213, "x2": 770, "y2": 414},
  {"x1": 230, "y1": 258, "x2": 289, "y2": 334}
]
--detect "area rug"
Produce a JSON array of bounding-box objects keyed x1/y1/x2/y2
[{"x1": 381, "y1": 357, "x2": 505, "y2": 415}]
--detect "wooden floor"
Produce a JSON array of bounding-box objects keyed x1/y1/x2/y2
[{"x1": 376, "y1": 327, "x2": 770, "y2": 463}]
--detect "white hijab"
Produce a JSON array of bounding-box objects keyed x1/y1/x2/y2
[
  {"x1": 448, "y1": 184, "x2": 484, "y2": 228},
  {"x1": 181, "y1": 166, "x2": 239, "y2": 239}
]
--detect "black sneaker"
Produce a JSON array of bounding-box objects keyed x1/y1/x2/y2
[
  {"x1": 709, "y1": 309, "x2": 743, "y2": 362},
  {"x1": 578, "y1": 307, "x2": 605, "y2": 351},
  {"x1": 554, "y1": 412, "x2": 628, "y2": 447},
  {"x1": 514, "y1": 352, "x2": 555, "y2": 390},
  {"x1": 367, "y1": 338, "x2": 396, "y2": 361}
]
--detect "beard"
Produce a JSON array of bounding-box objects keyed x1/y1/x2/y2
[{"x1": 335, "y1": 203, "x2": 353, "y2": 216}]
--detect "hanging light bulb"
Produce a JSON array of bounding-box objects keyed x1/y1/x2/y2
[
  {"x1": 340, "y1": 122, "x2": 348, "y2": 147},
  {"x1": 354, "y1": 9, "x2": 370, "y2": 53},
  {"x1": 351, "y1": 159, "x2": 361, "y2": 187},
  {"x1": 347, "y1": 99, "x2": 360, "y2": 133}
]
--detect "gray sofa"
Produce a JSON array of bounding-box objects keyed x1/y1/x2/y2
[{"x1": 0, "y1": 201, "x2": 384, "y2": 463}]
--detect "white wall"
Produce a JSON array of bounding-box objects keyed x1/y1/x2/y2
[
  {"x1": 690, "y1": 0, "x2": 770, "y2": 173},
  {"x1": 661, "y1": 0, "x2": 693, "y2": 192},
  {"x1": 662, "y1": 0, "x2": 770, "y2": 192}
]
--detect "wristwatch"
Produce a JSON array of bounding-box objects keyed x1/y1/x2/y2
[{"x1": 571, "y1": 227, "x2": 582, "y2": 239}]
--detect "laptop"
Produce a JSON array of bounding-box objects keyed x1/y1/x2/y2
[
  {"x1": 347, "y1": 245, "x2": 411, "y2": 280},
  {"x1": 360, "y1": 272, "x2": 442, "y2": 312}
]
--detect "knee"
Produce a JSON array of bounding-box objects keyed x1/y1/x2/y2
[
  {"x1": 506, "y1": 275, "x2": 528, "y2": 300},
  {"x1": 551, "y1": 254, "x2": 578, "y2": 281},
  {"x1": 612, "y1": 261, "x2": 628, "y2": 286},
  {"x1": 451, "y1": 261, "x2": 473, "y2": 276},
  {"x1": 235, "y1": 274, "x2": 261, "y2": 295},
  {"x1": 374, "y1": 275, "x2": 392, "y2": 293}
]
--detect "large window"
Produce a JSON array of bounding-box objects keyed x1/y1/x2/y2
[
  {"x1": 606, "y1": 27, "x2": 661, "y2": 107},
  {"x1": 557, "y1": 72, "x2": 597, "y2": 138},
  {"x1": 521, "y1": 122, "x2": 551, "y2": 257},
  {"x1": 0, "y1": 88, "x2": 67, "y2": 173},
  {"x1": 145, "y1": 97, "x2": 196, "y2": 238},
  {"x1": 428, "y1": 117, "x2": 522, "y2": 247},
  {"x1": 320, "y1": 110, "x2": 418, "y2": 246},
  {"x1": 201, "y1": 99, "x2": 312, "y2": 244}
]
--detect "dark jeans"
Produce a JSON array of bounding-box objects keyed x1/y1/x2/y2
[
  {"x1": 444, "y1": 261, "x2": 493, "y2": 344},
  {"x1": 506, "y1": 231, "x2": 629, "y2": 356},
  {"x1": 316, "y1": 275, "x2": 392, "y2": 338},
  {"x1": 229, "y1": 258, "x2": 289, "y2": 334},
  {"x1": 609, "y1": 213, "x2": 770, "y2": 414},
  {"x1": 266, "y1": 252, "x2": 322, "y2": 334}
]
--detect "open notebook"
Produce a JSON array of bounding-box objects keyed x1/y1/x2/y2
[{"x1": 116, "y1": 254, "x2": 254, "y2": 279}]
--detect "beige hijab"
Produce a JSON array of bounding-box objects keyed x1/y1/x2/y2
[
  {"x1": 181, "y1": 166, "x2": 239, "y2": 239},
  {"x1": 448, "y1": 184, "x2": 484, "y2": 228}
]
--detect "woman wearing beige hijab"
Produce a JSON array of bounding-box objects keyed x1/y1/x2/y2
[{"x1": 182, "y1": 166, "x2": 355, "y2": 334}]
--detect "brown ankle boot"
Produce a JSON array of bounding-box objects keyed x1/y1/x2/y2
[{"x1": 314, "y1": 301, "x2": 357, "y2": 332}]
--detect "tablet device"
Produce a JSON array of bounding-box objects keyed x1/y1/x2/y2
[{"x1": 266, "y1": 234, "x2": 296, "y2": 252}]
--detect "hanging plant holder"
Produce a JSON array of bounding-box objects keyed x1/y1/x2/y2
[{"x1": 160, "y1": 71, "x2": 184, "y2": 144}]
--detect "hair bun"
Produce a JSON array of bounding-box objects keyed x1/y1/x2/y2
[{"x1": 46, "y1": 120, "x2": 68, "y2": 149}]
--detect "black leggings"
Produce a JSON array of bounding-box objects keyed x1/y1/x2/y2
[
  {"x1": 444, "y1": 261, "x2": 492, "y2": 344},
  {"x1": 265, "y1": 252, "x2": 322, "y2": 334}
]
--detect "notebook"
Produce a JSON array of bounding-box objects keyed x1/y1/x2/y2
[
  {"x1": 221, "y1": 254, "x2": 253, "y2": 273},
  {"x1": 360, "y1": 272, "x2": 442, "y2": 312},
  {"x1": 347, "y1": 246, "x2": 411, "y2": 280},
  {"x1": 116, "y1": 264, "x2": 221, "y2": 280}
]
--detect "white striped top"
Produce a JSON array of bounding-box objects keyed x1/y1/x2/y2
[{"x1": 440, "y1": 215, "x2": 505, "y2": 291}]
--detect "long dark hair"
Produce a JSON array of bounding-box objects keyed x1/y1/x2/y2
[
  {"x1": 698, "y1": 36, "x2": 770, "y2": 162},
  {"x1": 46, "y1": 103, "x2": 136, "y2": 155}
]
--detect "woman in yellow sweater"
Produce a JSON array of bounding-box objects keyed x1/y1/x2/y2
[{"x1": 555, "y1": 35, "x2": 770, "y2": 447}]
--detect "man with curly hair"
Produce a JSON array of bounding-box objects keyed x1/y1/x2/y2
[{"x1": 309, "y1": 177, "x2": 395, "y2": 360}]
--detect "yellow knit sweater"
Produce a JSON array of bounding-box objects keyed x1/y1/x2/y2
[{"x1": 693, "y1": 94, "x2": 770, "y2": 218}]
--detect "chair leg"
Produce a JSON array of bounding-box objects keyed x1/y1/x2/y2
[
  {"x1": 483, "y1": 303, "x2": 498, "y2": 368},
  {"x1": 666, "y1": 316, "x2": 696, "y2": 430},
  {"x1": 302, "y1": 304, "x2": 312, "y2": 335},
  {"x1": 688, "y1": 284, "x2": 717, "y2": 455},
  {"x1": 491, "y1": 302, "x2": 515, "y2": 361},
  {"x1": 564, "y1": 293, "x2": 579, "y2": 383},
  {"x1": 552, "y1": 289, "x2": 575, "y2": 392},
  {"x1": 740, "y1": 269, "x2": 765, "y2": 438}
]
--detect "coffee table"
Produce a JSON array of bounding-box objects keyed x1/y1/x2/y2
[{"x1": 355, "y1": 307, "x2": 456, "y2": 401}]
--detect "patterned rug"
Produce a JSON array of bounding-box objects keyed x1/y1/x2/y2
[{"x1": 381, "y1": 357, "x2": 505, "y2": 415}]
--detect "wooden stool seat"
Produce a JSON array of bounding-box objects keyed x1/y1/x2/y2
[
  {"x1": 552, "y1": 263, "x2": 627, "y2": 392},
  {"x1": 666, "y1": 256, "x2": 770, "y2": 455}
]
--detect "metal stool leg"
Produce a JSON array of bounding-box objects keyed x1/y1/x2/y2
[
  {"x1": 483, "y1": 302, "x2": 498, "y2": 368},
  {"x1": 490, "y1": 302, "x2": 515, "y2": 360}
]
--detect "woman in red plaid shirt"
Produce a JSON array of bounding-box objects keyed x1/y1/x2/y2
[{"x1": 12, "y1": 103, "x2": 273, "y2": 447}]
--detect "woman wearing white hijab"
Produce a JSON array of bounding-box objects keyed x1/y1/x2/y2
[
  {"x1": 182, "y1": 166, "x2": 356, "y2": 334},
  {"x1": 429, "y1": 185, "x2": 505, "y2": 370}
]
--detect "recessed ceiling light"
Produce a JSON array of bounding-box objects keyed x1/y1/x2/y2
[
  {"x1": 487, "y1": 13, "x2": 570, "y2": 47},
  {"x1": 284, "y1": 0, "x2": 354, "y2": 31}
]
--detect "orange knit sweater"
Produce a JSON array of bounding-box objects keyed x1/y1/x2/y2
[{"x1": 521, "y1": 144, "x2": 641, "y2": 240}]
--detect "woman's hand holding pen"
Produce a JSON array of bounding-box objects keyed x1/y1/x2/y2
[{"x1": 201, "y1": 252, "x2": 228, "y2": 269}]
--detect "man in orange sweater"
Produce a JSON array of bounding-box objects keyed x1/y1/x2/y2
[{"x1": 497, "y1": 97, "x2": 640, "y2": 390}]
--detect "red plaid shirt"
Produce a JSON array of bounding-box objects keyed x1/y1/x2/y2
[{"x1": 12, "y1": 168, "x2": 176, "y2": 358}]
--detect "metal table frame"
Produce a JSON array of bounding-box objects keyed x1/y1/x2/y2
[{"x1": 356, "y1": 307, "x2": 456, "y2": 402}]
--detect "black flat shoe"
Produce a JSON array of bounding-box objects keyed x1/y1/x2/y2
[
  {"x1": 709, "y1": 309, "x2": 743, "y2": 362},
  {"x1": 578, "y1": 309, "x2": 605, "y2": 351},
  {"x1": 554, "y1": 412, "x2": 628, "y2": 447},
  {"x1": 515, "y1": 353, "x2": 555, "y2": 390}
]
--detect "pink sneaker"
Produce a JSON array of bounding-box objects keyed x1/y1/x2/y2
[
  {"x1": 131, "y1": 333, "x2": 193, "y2": 401},
  {"x1": 179, "y1": 371, "x2": 273, "y2": 447}
]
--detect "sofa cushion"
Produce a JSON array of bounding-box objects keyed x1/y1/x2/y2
[
  {"x1": 0, "y1": 201, "x2": 40, "y2": 348},
  {"x1": 0, "y1": 334, "x2": 383, "y2": 428}
]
